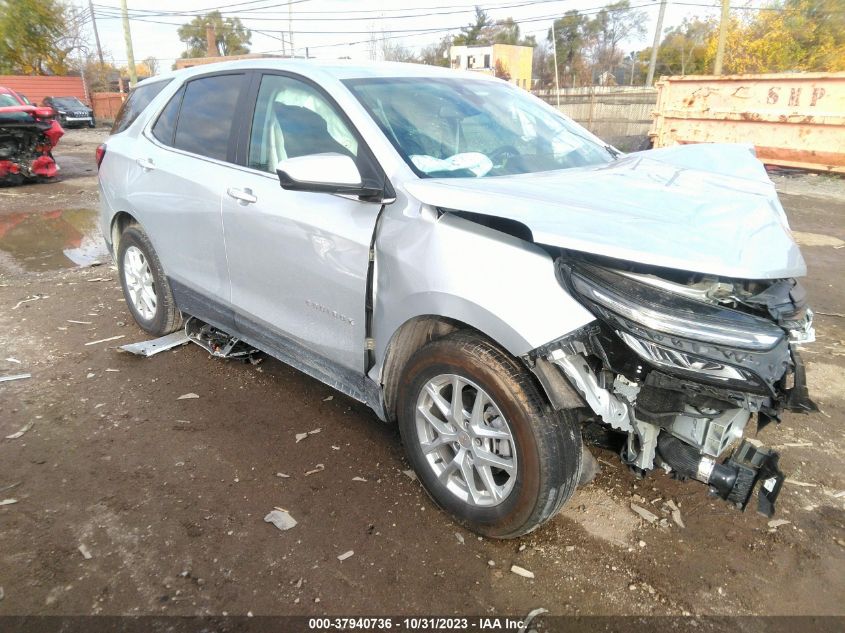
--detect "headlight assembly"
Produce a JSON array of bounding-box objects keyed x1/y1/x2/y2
[{"x1": 564, "y1": 263, "x2": 784, "y2": 351}]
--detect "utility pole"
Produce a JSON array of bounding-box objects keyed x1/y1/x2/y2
[
  {"x1": 88, "y1": 0, "x2": 104, "y2": 64},
  {"x1": 119, "y1": 0, "x2": 137, "y2": 87},
  {"x1": 288, "y1": 1, "x2": 294, "y2": 57},
  {"x1": 714, "y1": 0, "x2": 730, "y2": 75},
  {"x1": 645, "y1": 0, "x2": 667, "y2": 86},
  {"x1": 551, "y1": 23, "x2": 560, "y2": 108}
]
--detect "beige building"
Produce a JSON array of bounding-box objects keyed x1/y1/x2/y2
[{"x1": 449, "y1": 43, "x2": 533, "y2": 90}]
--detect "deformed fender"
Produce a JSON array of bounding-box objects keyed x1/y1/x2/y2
[{"x1": 370, "y1": 206, "x2": 596, "y2": 381}]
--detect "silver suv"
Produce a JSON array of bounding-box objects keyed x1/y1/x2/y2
[{"x1": 98, "y1": 60, "x2": 815, "y2": 538}]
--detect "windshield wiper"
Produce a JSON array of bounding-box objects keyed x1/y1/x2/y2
[{"x1": 603, "y1": 144, "x2": 621, "y2": 160}]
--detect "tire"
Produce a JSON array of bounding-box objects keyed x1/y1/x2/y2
[
  {"x1": 397, "y1": 331, "x2": 582, "y2": 538},
  {"x1": 117, "y1": 224, "x2": 182, "y2": 336}
]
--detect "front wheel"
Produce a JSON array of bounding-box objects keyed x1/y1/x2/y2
[
  {"x1": 397, "y1": 331, "x2": 583, "y2": 538},
  {"x1": 117, "y1": 224, "x2": 182, "y2": 336}
]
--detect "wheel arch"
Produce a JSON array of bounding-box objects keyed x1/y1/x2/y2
[{"x1": 110, "y1": 210, "x2": 139, "y2": 256}]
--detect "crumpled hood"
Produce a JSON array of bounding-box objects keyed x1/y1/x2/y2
[{"x1": 404, "y1": 144, "x2": 806, "y2": 280}]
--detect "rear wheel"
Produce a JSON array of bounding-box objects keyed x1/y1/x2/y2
[
  {"x1": 397, "y1": 331, "x2": 583, "y2": 538},
  {"x1": 117, "y1": 225, "x2": 182, "y2": 336}
]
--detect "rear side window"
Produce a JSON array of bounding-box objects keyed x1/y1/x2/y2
[
  {"x1": 151, "y1": 86, "x2": 184, "y2": 146},
  {"x1": 173, "y1": 74, "x2": 245, "y2": 162},
  {"x1": 111, "y1": 80, "x2": 171, "y2": 134}
]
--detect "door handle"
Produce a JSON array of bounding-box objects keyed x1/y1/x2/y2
[
  {"x1": 227, "y1": 187, "x2": 258, "y2": 205},
  {"x1": 136, "y1": 158, "x2": 155, "y2": 171}
]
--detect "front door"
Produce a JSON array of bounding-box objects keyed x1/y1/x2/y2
[{"x1": 222, "y1": 72, "x2": 382, "y2": 377}]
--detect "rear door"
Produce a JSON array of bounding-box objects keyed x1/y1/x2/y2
[
  {"x1": 221, "y1": 71, "x2": 384, "y2": 377},
  {"x1": 129, "y1": 72, "x2": 251, "y2": 329}
]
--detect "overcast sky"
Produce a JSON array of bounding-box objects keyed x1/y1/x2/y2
[{"x1": 70, "y1": 0, "x2": 745, "y2": 70}]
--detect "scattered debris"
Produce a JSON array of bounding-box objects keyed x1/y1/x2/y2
[
  {"x1": 84, "y1": 335, "x2": 125, "y2": 346},
  {"x1": 666, "y1": 500, "x2": 685, "y2": 529},
  {"x1": 0, "y1": 373, "x2": 31, "y2": 383},
  {"x1": 785, "y1": 479, "x2": 817, "y2": 488},
  {"x1": 323, "y1": 395, "x2": 334, "y2": 401},
  {"x1": 351, "y1": 476, "x2": 367, "y2": 482},
  {"x1": 565, "y1": 545, "x2": 575, "y2": 552},
  {"x1": 832, "y1": 490, "x2": 845, "y2": 499},
  {"x1": 305, "y1": 464, "x2": 325, "y2": 476},
  {"x1": 295, "y1": 433, "x2": 308, "y2": 443},
  {"x1": 185, "y1": 317, "x2": 259, "y2": 359},
  {"x1": 402, "y1": 469, "x2": 417, "y2": 481},
  {"x1": 331, "y1": 445, "x2": 340, "y2": 450},
  {"x1": 518, "y1": 607, "x2": 549, "y2": 633},
  {"x1": 510, "y1": 565, "x2": 535, "y2": 579},
  {"x1": 768, "y1": 519, "x2": 791, "y2": 529},
  {"x1": 67, "y1": 320, "x2": 93, "y2": 324},
  {"x1": 78, "y1": 544, "x2": 93, "y2": 560},
  {"x1": 308, "y1": 428, "x2": 321, "y2": 435},
  {"x1": 86, "y1": 372, "x2": 95, "y2": 379},
  {"x1": 455, "y1": 532, "x2": 465, "y2": 545},
  {"x1": 0, "y1": 586, "x2": 3, "y2": 601},
  {"x1": 638, "y1": 540, "x2": 647, "y2": 548},
  {"x1": 105, "y1": 368, "x2": 120, "y2": 372},
  {"x1": 12, "y1": 294, "x2": 48, "y2": 310},
  {"x1": 276, "y1": 473, "x2": 290, "y2": 479},
  {"x1": 5, "y1": 357, "x2": 21, "y2": 364},
  {"x1": 0, "y1": 482, "x2": 21, "y2": 493},
  {"x1": 177, "y1": 393, "x2": 200, "y2": 400},
  {"x1": 0, "y1": 499, "x2": 18, "y2": 506},
  {"x1": 86, "y1": 277, "x2": 109, "y2": 283},
  {"x1": 264, "y1": 509, "x2": 297, "y2": 531},
  {"x1": 337, "y1": 550, "x2": 354, "y2": 561},
  {"x1": 487, "y1": 560, "x2": 495, "y2": 567},
  {"x1": 630, "y1": 503, "x2": 659, "y2": 524},
  {"x1": 5, "y1": 421, "x2": 33, "y2": 440},
  {"x1": 120, "y1": 331, "x2": 190, "y2": 357},
  {"x1": 518, "y1": 543, "x2": 526, "y2": 552}
]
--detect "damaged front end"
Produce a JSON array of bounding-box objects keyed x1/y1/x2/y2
[
  {"x1": 0, "y1": 106, "x2": 63, "y2": 185},
  {"x1": 538, "y1": 257, "x2": 816, "y2": 517}
]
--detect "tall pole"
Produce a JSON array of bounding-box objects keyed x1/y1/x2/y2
[
  {"x1": 645, "y1": 0, "x2": 667, "y2": 86},
  {"x1": 119, "y1": 0, "x2": 137, "y2": 87},
  {"x1": 714, "y1": 0, "x2": 730, "y2": 75},
  {"x1": 551, "y1": 23, "x2": 560, "y2": 108},
  {"x1": 88, "y1": 0, "x2": 104, "y2": 64},
  {"x1": 288, "y1": 1, "x2": 294, "y2": 57}
]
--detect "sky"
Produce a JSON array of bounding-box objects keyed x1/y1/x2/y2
[{"x1": 69, "y1": 0, "x2": 753, "y2": 70}]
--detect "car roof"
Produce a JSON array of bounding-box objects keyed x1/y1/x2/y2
[{"x1": 140, "y1": 58, "x2": 499, "y2": 87}]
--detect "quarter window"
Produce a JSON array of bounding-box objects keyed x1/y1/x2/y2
[
  {"x1": 248, "y1": 74, "x2": 358, "y2": 173},
  {"x1": 151, "y1": 85, "x2": 184, "y2": 146},
  {"x1": 111, "y1": 79, "x2": 171, "y2": 134},
  {"x1": 173, "y1": 74, "x2": 246, "y2": 162}
]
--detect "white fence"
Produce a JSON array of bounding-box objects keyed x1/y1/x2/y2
[{"x1": 533, "y1": 86, "x2": 658, "y2": 150}]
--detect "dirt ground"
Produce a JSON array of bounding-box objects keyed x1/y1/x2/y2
[{"x1": 1, "y1": 128, "x2": 843, "y2": 619}]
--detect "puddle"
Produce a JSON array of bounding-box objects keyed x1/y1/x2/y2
[{"x1": 0, "y1": 208, "x2": 109, "y2": 271}]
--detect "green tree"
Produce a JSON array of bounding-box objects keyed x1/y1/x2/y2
[
  {"x1": 548, "y1": 10, "x2": 597, "y2": 86},
  {"x1": 453, "y1": 7, "x2": 493, "y2": 46},
  {"x1": 0, "y1": 0, "x2": 88, "y2": 75},
  {"x1": 590, "y1": 1, "x2": 647, "y2": 79},
  {"x1": 636, "y1": 17, "x2": 715, "y2": 81},
  {"x1": 177, "y1": 11, "x2": 251, "y2": 58},
  {"x1": 419, "y1": 36, "x2": 453, "y2": 67}
]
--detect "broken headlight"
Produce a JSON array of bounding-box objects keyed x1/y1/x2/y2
[{"x1": 559, "y1": 261, "x2": 790, "y2": 392}]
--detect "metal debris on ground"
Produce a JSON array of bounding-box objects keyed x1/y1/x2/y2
[
  {"x1": 402, "y1": 469, "x2": 417, "y2": 481},
  {"x1": 5, "y1": 358, "x2": 21, "y2": 364},
  {"x1": 0, "y1": 373, "x2": 30, "y2": 383},
  {"x1": 276, "y1": 472, "x2": 290, "y2": 478},
  {"x1": 518, "y1": 607, "x2": 549, "y2": 633},
  {"x1": 5, "y1": 421, "x2": 33, "y2": 440},
  {"x1": 351, "y1": 477, "x2": 367, "y2": 482},
  {"x1": 185, "y1": 317, "x2": 259, "y2": 360},
  {"x1": 264, "y1": 509, "x2": 297, "y2": 531},
  {"x1": 177, "y1": 393, "x2": 200, "y2": 400},
  {"x1": 337, "y1": 550, "x2": 354, "y2": 561},
  {"x1": 67, "y1": 320, "x2": 93, "y2": 325},
  {"x1": 84, "y1": 335, "x2": 125, "y2": 346},
  {"x1": 119, "y1": 331, "x2": 190, "y2": 357},
  {"x1": 78, "y1": 544, "x2": 93, "y2": 560},
  {"x1": 305, "y1": 464, "x2": 325, "y2": 476},
  {"x1": 510, "y1": 565, "x2": 535, "y2": 579},
  {"x1": 630, "y1": 503, "x2": 659, "y2": 524},
  {"x1": 0, "y1": 499, "x2": 18, "y2": 506}
]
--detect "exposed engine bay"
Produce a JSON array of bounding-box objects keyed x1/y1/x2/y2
[
  {"x1": 0, "y1": 106, "x2": 63, "y2": 185},
  {"x1": 534, "y1": 254, "x2": 816, "y2": 517}
]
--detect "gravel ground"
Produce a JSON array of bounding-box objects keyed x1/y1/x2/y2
[{"x1": 0, "y1": 128, "x2": 843, "y2": 619}]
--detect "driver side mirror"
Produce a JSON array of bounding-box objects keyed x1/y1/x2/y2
[{"x1": 276, "y1": 153, "x2": 375, "y2": 197}]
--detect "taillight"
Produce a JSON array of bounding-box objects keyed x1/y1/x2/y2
[{"x1": 95, "y1": 144, "x2": 106, "y2": 170}]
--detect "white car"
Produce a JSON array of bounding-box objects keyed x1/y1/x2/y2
[{"x1": 97, "y1": 60, "x2": 815, "y2": 537}]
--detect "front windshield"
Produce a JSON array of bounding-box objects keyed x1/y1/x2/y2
[
  {"x1": 343, "y1": 77, "x2": 613, "y2": 178},
  {"x1": 0, "y1": 94, "x2": 19, "y2": 107},
  {"x1": 54, "y1": 97, "x2": 85, "y2": 108}
]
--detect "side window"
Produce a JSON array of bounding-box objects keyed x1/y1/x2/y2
[
  {"x1": 151, "y1": 86, "x2": 184, "y2": 146},
  {"x1": 111, "y1": 79, "x2": 171, "y2": 135},
  {"x1": 248, "y1": 74, "x2": 359, "y2": 173},
  {"x1": 173, "y1": 74, "x2": 246, "y2": 162}
]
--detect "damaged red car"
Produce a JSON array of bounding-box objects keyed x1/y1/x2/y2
[{"x1": 0, "y1": 86, "x2": 64, "y2": 185}]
